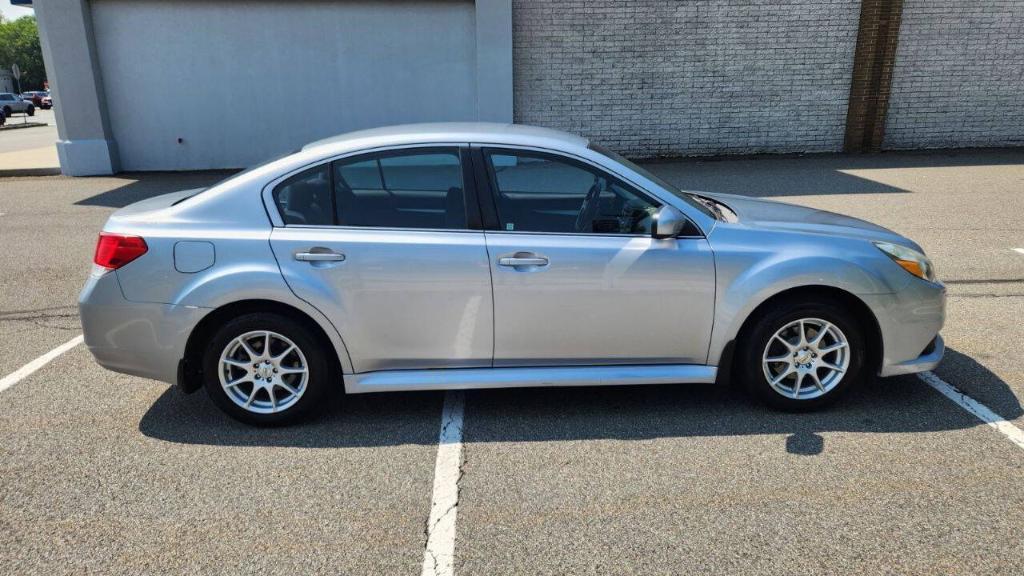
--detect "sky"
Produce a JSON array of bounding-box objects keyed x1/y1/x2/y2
[{"x1": 0, "y1": 1, "x2": 33, "y2": 21}]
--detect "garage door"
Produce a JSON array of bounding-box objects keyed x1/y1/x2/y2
[{"x1": 90, "y1": 0, "x2": 477, "y2": 170}]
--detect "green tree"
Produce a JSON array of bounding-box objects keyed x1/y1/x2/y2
[{"x1": 0, "y1": 16, "x2": 46, "y2": 91}]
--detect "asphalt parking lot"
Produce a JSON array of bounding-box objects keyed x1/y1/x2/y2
[{"x1": 1, "y1": 149, "x2": 1023, "y2": 575}]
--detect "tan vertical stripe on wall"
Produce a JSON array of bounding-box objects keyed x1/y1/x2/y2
[{"x1": 844, "y1": 0, "x2": 904, "y2": 152}]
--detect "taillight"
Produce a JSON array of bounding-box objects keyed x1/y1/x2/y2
[{"x1": 94, "y1": 233, "x2": 148, "y2": 270}]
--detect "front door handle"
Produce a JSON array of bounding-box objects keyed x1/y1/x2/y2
[
  {"x1": 498, "y1": 253, "x2": 549, "y2": 268},
  {"x1": 295, "y1": 250, "x2": 345, "y2": 262}
]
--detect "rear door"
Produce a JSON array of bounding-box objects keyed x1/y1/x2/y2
[
  {"x1": 269, "y1": 146, "x2": 494, "y2": 373},
  {"x1": 476, "y1": 147, "x2": 716, "y2": 366}
]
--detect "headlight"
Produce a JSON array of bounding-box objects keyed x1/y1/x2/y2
[{"x1": 874, "y1": 241, "x2": 936, "y2": 282}]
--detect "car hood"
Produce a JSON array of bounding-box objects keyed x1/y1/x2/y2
[{"x1": 697, "y1": 191, "x2": 917, "y2": 248}]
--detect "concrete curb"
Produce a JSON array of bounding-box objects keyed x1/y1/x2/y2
[
  {"x1": 0, "y1": 122, "x2": 49, "y2": 131},
  {"x1": 0, "y1": 167, "x2": 62, "y2": 177}
]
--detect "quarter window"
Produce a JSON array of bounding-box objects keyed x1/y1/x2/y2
[
  {"x1": 273, "y1": 164, "x2": 332, "y2": 226},
  {"x1": 484, "y1": 150, "x2": 659, "y2": 234}
]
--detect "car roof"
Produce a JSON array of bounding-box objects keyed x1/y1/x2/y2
[{"x1": 302, "y1": 122, "x2": 590, "y2": 155}]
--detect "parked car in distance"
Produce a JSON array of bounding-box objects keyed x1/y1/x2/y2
[
  {"x1": 21, "y1": 91, "x2": 41, "y2": 107},
  {"x1": 21, "y1": 91, "x2": 52, "y2": 110},
  {"x1": 0, "y1": 93, "x2": 34, "y2": 117},
  {"x1": 79, "y1": 123, "x2": 946, "y2": 426}
]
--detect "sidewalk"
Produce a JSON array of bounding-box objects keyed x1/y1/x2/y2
[
  {"x1": 0, "y1": 144, "x2": 60, "y2": 176},
  {"x1": 0, "y1": 110, "x2": 61, "y2": 176}
]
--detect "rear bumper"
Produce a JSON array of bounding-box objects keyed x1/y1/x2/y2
[{"x1": 78, "y1": 268, "x2": 208, "y2": 385}]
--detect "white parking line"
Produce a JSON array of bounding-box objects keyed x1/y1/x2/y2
[
  {"x1": 1013, "y1": 248, "x2": 1024, "y2": 256},
  {"x1": 918, "y1": 371, "x2": 1024, "y2": 450},
  {"x1": 0, "y1": 335, "x2": 84, "y2": 394},
  {"x1": 422, "y1": 390, "x2": 465, "y2": 576}
]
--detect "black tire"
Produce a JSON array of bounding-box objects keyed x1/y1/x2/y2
[
  {"x1": 202, "y1": 312, "x2": 331, "y2": 426},
  {"x1": 735, "y1": 296, "x2": 866, "y2": 411},
  {"x1": 26, "y1": 105, "x2": 34, "y2": 117},
  {"x1": 2, "y1": 106, "x2": 10, "y2": 118}
]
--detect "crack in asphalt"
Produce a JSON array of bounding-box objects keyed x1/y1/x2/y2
[
  {"x1": 948, "y1": 293, "x2": 1024, "y2": 299},
  {"x1": 944, "y1": 278, "x2": 1024, "y2": 285},
  {"x1": 0, "y1": 305, "x2": 78, "y2": 317},
  {"x1": 0, "y1": 307, "x2": 80, "y2": 331},
  {"x1": 423, "y1": 455, "x2": 466, "y2": 576},
  {"x1": 422, "y1": 392, "x2": 465, "y2": 576}
]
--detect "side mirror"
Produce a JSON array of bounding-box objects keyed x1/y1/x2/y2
[{"x1": 652, "y1": 205, "x2": 687, "y2": 239}]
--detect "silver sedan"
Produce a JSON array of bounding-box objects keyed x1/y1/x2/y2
[{"x1": 79, "y1": 123, "x2": 945, "y2": 425}]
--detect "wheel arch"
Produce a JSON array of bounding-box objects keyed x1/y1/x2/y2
[
  {"x1": 719, "y1": 285, "x2": 883, "y2": 380},
  {"x1": 179, "y1": 299, "x2": 348, "y2": 393}
]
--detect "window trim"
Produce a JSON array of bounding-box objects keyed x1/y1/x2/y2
[
  {"x1": 262, "y1": 142, "x2": 482, "y2": 233},
  {"x1": 477, "y1": 145, "x2": 696, "y2": 238}
]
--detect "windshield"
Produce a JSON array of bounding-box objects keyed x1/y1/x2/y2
[{"x1": 588, "y1": 143, "x2": 716, "y2": 219}]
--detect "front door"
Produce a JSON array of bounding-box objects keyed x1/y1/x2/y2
[
  {"x1": 269, "y1": 146, "x2": 493, "y2": 373},
  {"x1": 478, "y1": 148, "x2": 716, "y2": 366}
]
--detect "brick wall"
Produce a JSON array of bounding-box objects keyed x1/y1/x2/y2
[
  {"x1": 883, "y1": 1, "x2": 1024, "y2": 149},
  {"x1": 513, "y1": 0, "x2": 862, "y2": 157}
]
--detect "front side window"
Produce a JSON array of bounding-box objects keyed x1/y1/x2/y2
[
  {"x1": 334, "y1": 148, "x2": 466, "y2": 229},
  {"x1": 484, "y1": 149, "x2": 659, "y2": 234},
  {"x1": 588, "y1": 143, "x2": 716, "y2": 220}
]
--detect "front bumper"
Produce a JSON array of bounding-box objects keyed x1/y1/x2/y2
[
  {"x1": 861, "y1": 278, "x2": 946, "y2": 377},
  {"x1": 879, "y1": 334, "x2": 944, "y2": 377},
  {"x1": 78, "y1": 268, "x2": 208, "y2": 385}
]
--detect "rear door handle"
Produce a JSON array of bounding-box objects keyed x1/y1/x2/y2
[
  {"x1": 295, "y1": 250, "x2": 345, "y2": 262},
  {"x1": 498, "y1": 254, "x2": 549, "y2": 268}
]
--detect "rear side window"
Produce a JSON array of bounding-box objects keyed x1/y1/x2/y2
[
  {"x1": 273, "y1": 164, "x2": 332, "y2": 226},
  {"x1": 272, "y1": 148, "x2": 468, "y2": 229},
  {"x1": 334, "y1": 148, "x2": 466, "y2": 229}
]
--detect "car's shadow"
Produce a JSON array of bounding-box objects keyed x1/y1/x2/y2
[{"x1": 139, "y1": 347, "x2": 1021, "y2": 454}]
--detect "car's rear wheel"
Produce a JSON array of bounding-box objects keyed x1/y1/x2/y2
[
  {"x1": 202, "y1": 313, "x2": 330, "y2": 425},
  {"x1": 26, "y1": 105, "x2": 34, "y2": 116},
  {"x1": 736, "y1": 297, "x2": 865, "y2": 411},
  {"x1": 2, "y1": 106, "x2": 10, "y2": 118}
]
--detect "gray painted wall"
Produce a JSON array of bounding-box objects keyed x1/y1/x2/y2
[
  {"x1": 512, "y1": 0, "x2": 861, "y2": 157},
  {"x1": 32, "y1": 0, "x2": 1024, "y2": 174},
  {"x1": 91, "y1": 0, "x2": 483, "y2": 170},
  {"x1": 884, "y1": 0, "x2": 1024, "y2": 150}
]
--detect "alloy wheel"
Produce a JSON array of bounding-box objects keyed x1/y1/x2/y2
[
  {"x1": 761, "y1": 318, "x2": 850, "y2": 400},
  {"x1": 218, "y1": 330, "x2": 309, "y2": 414}
]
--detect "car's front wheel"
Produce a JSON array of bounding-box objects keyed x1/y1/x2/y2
[
  {"x1": 202, "y1": 313, "x2": 331, "y2": 425},
  {"x1": 26, "y1": 105, "x2": 34, "y2": 116},
  {"x1": 2, "y1": 106, "x2": 10, "y2": 118},
  {"x1": 736, "y1": 297, "x2": 866, "y2": 411}
]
